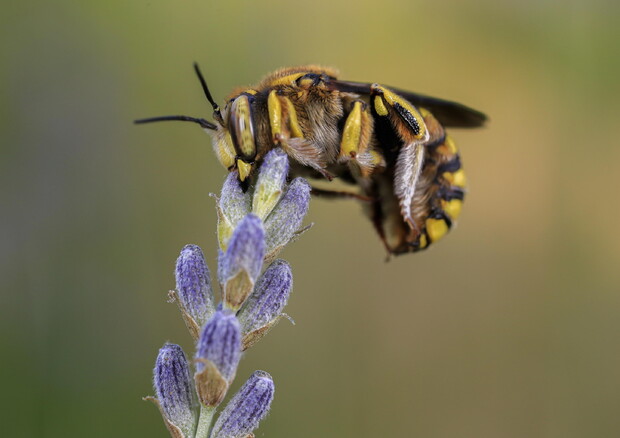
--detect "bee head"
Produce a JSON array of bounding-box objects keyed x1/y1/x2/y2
[{"x1": 134, "y1": 63, "x2": 253, "y2": 177}]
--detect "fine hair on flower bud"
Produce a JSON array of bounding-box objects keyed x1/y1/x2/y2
[
  {"x1": 175, "y1": 244, "x2": 214, "y2": 327},
  {"x1": 218, "y1": 214, "x2": 265, "y2": 311},
  {"x1": 195, "y1": 310, "x2": 242, "y2": 381},
  {"x1": 252, "y1": 148, "x2": 289, "y2": 220},
  {"x1": 217, "y1": 172, "x2": 252, "y2": 250},
  {"x1": 263, "y1": 177, "x2": 311, "y2": 260},
  {"x1": 153, "y1": 344, "x2": 197, "y2": 437},
  {"x1": 210, "y1": 371, "x2": 275, "y2": 438},
  {"x1": 238, "y1": 259, "x2": 292, "y2": 347},
  {"x1": 194, "y1": 310, "x2": 242, "y2": 407}
]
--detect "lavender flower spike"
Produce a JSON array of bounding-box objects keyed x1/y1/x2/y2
[
  {"x1": 210, "y1": 371, "x2": 275, "y2": 438},
  {"x1": 237, "y1": 259, "x2": 293, "y2": 350},
  {"x1": 252, "y1": 148, "x2": 289, "y2": 220},
  {"x1": 175, "y1": 245, "x2": 215, "y2": 333},
  {"x1": 194, "y1": 310, "x2": 242, "y2": 407},
  {"x1": 218, "y1": 214, "x2": 266, "y2": 311},
  {"x1": 217, "y1": 171, "x2": 251, "y2": 250},
  {"x1": 153, "y1": 344, "x2": 197, "y2": 437},
  {"x1": 264, "y1": 177, "x2": 311, "y2": 261}
]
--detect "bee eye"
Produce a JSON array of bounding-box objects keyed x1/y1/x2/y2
[{"x1": 228, "y1": 95, "x2": 257, "y2": 162}]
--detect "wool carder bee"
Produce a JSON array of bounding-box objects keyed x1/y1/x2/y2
[{"x1": 136, "y1": 64, "x2": 486, "y2": 255}]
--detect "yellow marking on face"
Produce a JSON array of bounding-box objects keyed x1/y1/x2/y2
[
  {"x1": 441, "y1": 199, "x2": 463, "y2": 220},
  {"x1": 267, "y1": 90, "x2": 283, "y2": 139},
  {"x1": 245, "y1": 89, "x2": 258, "y2": 95},
  {"x1": 283, "y1": 97, "x2": 304, "y2": 138},
  {"x1": 418, "y1": 233, "x2": 428, "y2": 249},
  {"x1": 215, "y1": 132, "x2": 236, "y2": 168},
  {"x1": 426, "y1": 218, "x2": 449, "y2": 242},
  {"x1": 237, "y1": 160, "x2": 252, "y2": 182},
  {"x1": 340, "y1": 101, "x2": 363, "y2": 158},
  {"x1": 268, "y1": 73, "x2": 304, "y2": 86},
  {"x1": 374, "y1": 95, "x2": 388, "y2": 116}
]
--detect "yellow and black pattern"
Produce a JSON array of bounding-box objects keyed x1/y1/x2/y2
[
  {"x1": 360, "y1": 106, "x2": 469, "y2": 254},
  {"x1": 135, "y1": 64, "x2": 485, "y2": 256},
  {"x1": 417, "y1": 134, "x2": 466, "y2": 251}
]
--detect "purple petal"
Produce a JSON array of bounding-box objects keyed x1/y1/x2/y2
[
  {"x1": 154, "y1": 344, "x2": 196, "y2": 435},
  {"x1": 195, "y1": 310, "x2": 242, "y2": 381},
  {"x1": 264, "y1": 177, "x2": 311, "y2": 254},
  {"x1": 238, "y1": 259, "x2": 292, "y2": 335},
  {"x1": 219, "y1": 214, "x2": 266, "y2": 288},
  {"x1": 175, "y1": 244, "x2": 214, "y2": 326},
  {"x1": 217, "y1": 172, "x2": 252, "y2": 250},
  {"x1": 211, "y1": 371, "x2": 275, "y2": 438},
  {"x1": 220, "y1": 172, "x2": 251, "y2": 224}
]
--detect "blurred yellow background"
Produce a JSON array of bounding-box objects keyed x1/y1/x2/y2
[{"x1": 2, "y1": 0, "x2": 619, "y2": 437}]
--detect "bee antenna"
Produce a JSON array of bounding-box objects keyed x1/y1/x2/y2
[
  {"x1": 193, "y1": 62, "x2": 223, "y2": 122},
  {"x1": 134, "y1": 115, "x2": 217, "y2": 130}
]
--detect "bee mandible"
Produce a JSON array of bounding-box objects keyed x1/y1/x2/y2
[{"x1": 135, "y1": 64, "x2": 486, "y2": 255}]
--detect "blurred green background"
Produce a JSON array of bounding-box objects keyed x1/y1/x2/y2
[{"x1": 2, "y1": 0, "x2": 619, "y2": 436}]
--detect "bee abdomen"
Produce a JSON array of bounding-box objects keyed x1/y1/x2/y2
[{"x1": 414, "y1": 134, "x2": 466, "y2": 251}]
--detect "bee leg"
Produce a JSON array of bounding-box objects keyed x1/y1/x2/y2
[
  {"x1": 370, "y1": 84, "x2": 430, "y2": 228},
  {"x1": 368, "y1": 189, "x2": 395, "y2": 259},
  {"x1": 394, "y1": 142, "x2": 425, "y2": 229},
  {"x1": 267, "y1": 90, "x2": 331, "y2": 178},
  {"x1": 310, "y1": 186, "x2": 374, "y2": 202},
  {"x1": 338, "y1": 98, "x2": 381, "y2": 177}
]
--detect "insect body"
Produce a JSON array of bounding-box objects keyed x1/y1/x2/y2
[{"x1": 136, "y1": 64, "x2": 486, "y2": 255}]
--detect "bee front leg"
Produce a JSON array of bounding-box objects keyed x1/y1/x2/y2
[{"x1": 371, "y1": 84, "x2": 430, "y2": 228}]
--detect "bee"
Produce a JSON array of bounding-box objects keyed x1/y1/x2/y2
[{"x1": 135, "y1": 64, "x2": 486, "y2": 255}]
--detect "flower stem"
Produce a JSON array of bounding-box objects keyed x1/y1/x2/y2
[{"x1": 195, "y1": 405, "x2": 216, "y2": 438}]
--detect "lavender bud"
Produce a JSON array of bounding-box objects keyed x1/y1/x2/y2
[
  {"x1": 238, "y1": 260, "x2": 292, "y2": 350},
  {"x1": 211, "y1": 371, "x2": 275, "y2": 438},
  {"x1": 252, "y1": 149, "x2": 289, "y2": 220},
  {"x1": 195, "y1": 310, "x2": 242, "y2": 406},
  {"x1": 264, "y1": 177, "x2": 311, "y2": 259},
  {"x1": 196, "y1": 310, "x2": 242, "y2": 379},
  {"x1": 218, "y1": 214, "x2": 266, "y2": 310},
  {"x1": 153, "y1": 344, "x2": 197, "y2": 437},
  {"x1": 175, "y1": 244, "x2": 214, "y2": 328},
  {"x1": 218, "y1": 171, "x2": 252, "y2": 250}
]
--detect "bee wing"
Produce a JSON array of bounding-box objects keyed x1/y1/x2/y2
[{"x1": 330, "y1": 80, "x2": 487, "y2": 128}]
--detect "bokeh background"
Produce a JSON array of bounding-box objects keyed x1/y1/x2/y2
[{"x1": 2, "y1": 0, "x2": 619, "y2": 436}]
